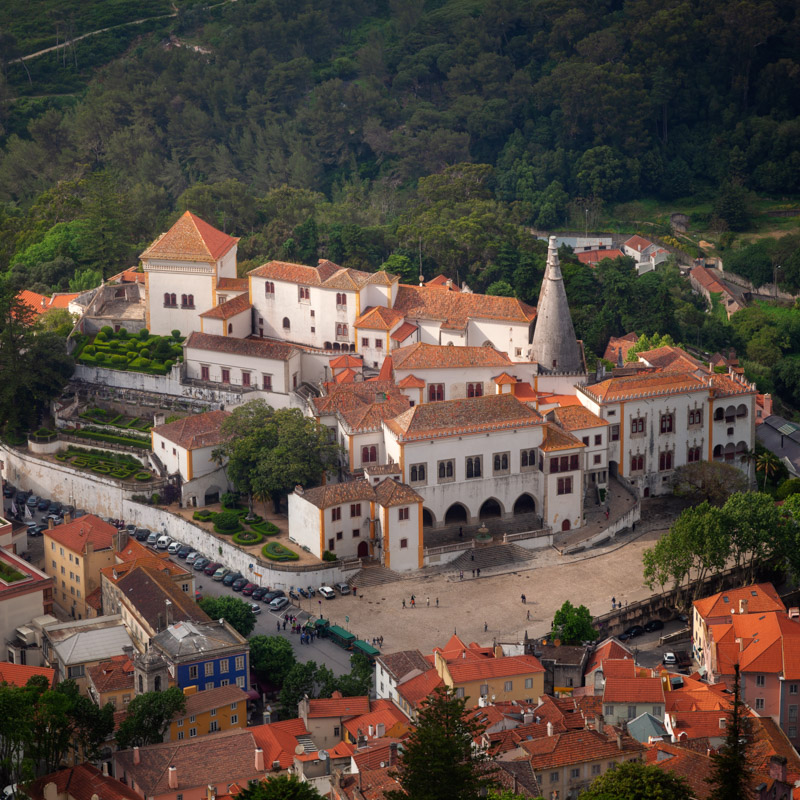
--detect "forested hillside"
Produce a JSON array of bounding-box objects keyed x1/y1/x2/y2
[{"x1": 0, "y1": 0, "x2": 798, "y2": 399}]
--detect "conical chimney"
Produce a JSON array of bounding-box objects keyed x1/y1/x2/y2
[{"x1": 530, "y1": 236, "x2": 583, "y2": 374}]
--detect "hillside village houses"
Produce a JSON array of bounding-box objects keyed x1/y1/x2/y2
[{"x1": 34, "y1": 210, "x2": 757, "y2": 567}]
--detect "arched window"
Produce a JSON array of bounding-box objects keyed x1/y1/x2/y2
[
  {"x1": 736, "y1": 404, "x2": 748, "y2": 418},
  {"x1": 362, "y1": 446, "x2": 377, "y2": 464},
  {"x1": 163, "y1": 293, "x2": 171, "y2": 307},
  {"x1": 282, "y1": 317, "x2": 290, "y2": 330},
  {"x1": 170, "y1": 293, "x2": 176, "y2": 307},
  {"x1": 228, "y1": 323, "x2": 233, "y2": 334},
  {"x1": 265, "y1": 281, "x2": 274, "y2": 295},
  {"x1": 714, "y1": 408, "x2": 724, "y2": 421},
  {"x1": 138, "y1": 675, "x2": 143, "y2": 694},
  {"x1": 187, "y1": 294, "x2": 194, "y2": 307},
  {"x1": 181, "y1": 294, "x2": 187, "y2": 307},
  {"x1": 154, "y1": 675, "x2": 161, "y2": 692}
]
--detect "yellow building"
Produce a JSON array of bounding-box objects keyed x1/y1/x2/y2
[
  {"x1": 43, "y1": 515, "x2": 119, "y2": 620},
  {"x1": 168, "y1": 684, "x2": 249, "y2": 741},
  {"x1": 86, "y1": 651, "x2": 136, "y2": 710}
]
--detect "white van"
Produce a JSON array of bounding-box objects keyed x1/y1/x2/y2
[{"x1": 157, "y1": 534, "x2": 172, "y2": 550}]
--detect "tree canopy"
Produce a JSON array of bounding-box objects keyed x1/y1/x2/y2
[
  {"x1": 116, "y1": 687, "x2": 187, "y2": 750},
  {"x1": 579, "y1": 760, "x2": 692, "y2": 800},
  {"x1": 198, "y1": 595, "x2": 257, "y2": 637},
  {"x1": 550, "y1": 600, "x2": 598, "y2": 645},
  {"x1": 235, "y1": 776, "x2": 323, "y2": 800}
]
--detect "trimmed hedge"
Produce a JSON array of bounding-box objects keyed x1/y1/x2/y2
[
  {"x1": 214, "y1": 510, "x2": 241, "y2": 531},
  {"x1": 262, "y1": 541, "x2": 299, "y2": 562},
  {"x1": 214, "y1": 521, "x2": 243, "y2": 535},
  {"x1": 69, "y1": 430, "x2": 151, "y2": 449},
  {"x1": 232, "y1": 530, "x2": 264, "y2": 546},
  {"x1": 193, "y1": 509, "x2": 214, "y2": 522},
  {"x1": 250, "y1": 520, "x2": 279, "y2": 537}
]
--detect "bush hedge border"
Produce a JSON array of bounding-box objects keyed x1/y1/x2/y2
[
  {"x1": 262, "y1": 541, "x2": 299, "y2": 561},
  {"x1": 232, "y1": 530, "x2": 264, "y2": 546}
]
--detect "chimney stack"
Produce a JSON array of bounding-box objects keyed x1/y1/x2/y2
[
  {"x1": 769, "y1": 755, "x2": 788, "y2": 783},
  {"x1": 63, "y1": 512, "x2": 71, "y2": 525},
  {"x1": 168, "y1": 767, "x2": 178, "y2": 789},
  {"x1": 133, "y1": 746, "x2": 140, "y2": 765},
  {"x1": 739, "y1": 598, "x2": 748, "y2": 615},
  {"x1": 546, "y1": 721, "x2": 553, "y2": 737},
  {"x1": 616, "y1": 731, "x2": 623, "y2": 750},
  {"x1": 255, "y1": 747, "x2": 264, "y2": 771},
  {"x1": 595, "y1": 714, "x2": 603, "y2": 731}
]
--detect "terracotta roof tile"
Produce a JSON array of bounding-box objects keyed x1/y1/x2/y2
[
  {"x1": 391, "y1": 342, "x2": 513, "y2": 371},
  {"x1": 28, "y1": 764, "x2": 142, "y2": 800},
  {"x1": 85, "y1": 585, "x2": 103, "y2": 612},
  {"x1": 549, "y1": 405, "x2": 609, "y2": 431},
  {"x1": 636, "y1": 345, "x2": 704, "y2": 372},
  {"x1": 44, "y1": 515, "x2": 116, "y2": 556},
  {"x1": 599, "y1": 658, "x2": 636, "y2": 679},
  {"x1": 426, "y1": 274, "x2": 460, "y2": 290},
  {"x1": 585, "y1": 639, "x2": 634, "y2": 674},
  {"x1": 0, "y1": 661, "x2": 55, "y2": 687},
  {"x1": 141, "y1": 211, "x2": 238, "y2": 262},
  {"x1": 376, "y1": 650, "x2": 430, "y2": 682},
  {"x1": 351, "y1": 739, "x2": 404, "y2": 772},
  {"x1": 602, "y1": 332, "x2": 638, "y2": 363},
  {"x1": 249, "y1": 718, "x2": 309, "y2": 771},
  {"x1": 519, "y1": 728, "x2": 644, "y2": 769},
  {"x1": 216, "y1": 277, "x2": 248, "y2": 291},
  {"x1": 200, "y1": 293, "x2": 252, "y2": 319},
  {"x1": 330, "y1": 354, "x2": 362, "y2": 369},
  {"x1": 625, "y1": 235, "x2": 653, "y2": 253},
  {"x1": 603, "y1": 676, "x2": 665, "y2": 704},
  {"x1": 307, "y1": 693, "x2": 371, "y2": 718},
  {"x1": 693, "y1": 583, "x2": 784, "y2": 620},
  {"x1": 393, "y1": 284, "x2": 536, "y2": 327},
  {"x1": 311, "y1": 381, "x2": 403, "y2": 417},
  {"x1": 180, "y1": 685, "x2": 248, "y2": 718},
  {"x1": 355, "y1": 306, "x2": 405, "y2": 330},
  {"x1": 446, "y1": 654, "x2": 544, "y2": 683},
  {"x1": 397, "y1": 668, "x2": 444, "y2": 708},
  {"x1": 339, "y1": 395, "x2": 411, "y2": 433},
  {"x1": 374, "y1": 478, "x2": 422, "y2": 508},
  {"x1": 493, "y1": 372, "x2": 517, "y2": 385},
  {"x1": 297, "y1": 478, "x2": 420, "y2": 510},
  {"x1": 391, "y1": 321, "x2": 418, "y2": 342},
  {"x1": 397, "y1": 374, "x2": 425, "y2": 389},
  {"x1": 185, "y1": 331, "x2": 297, "y2": 362},
  {"x1": 385, "y1": 394, "x2": 542, "y2": 442},
  {"x1": 87, "y1": 655, "x2": 134, "y2": 694},
  {"x1": 577, "y1": 248, "x2": 626, "y2": 265},
  {"x1": 645, "y1": 742, "x2": 713, "y2": 799},
  {"x1": 334, "y1": 367, "x2": 357, "y2": 384},
  {"x1": 17, "y1": 290, "x2": 80, "y2": 315},
  {"x1": 539, "y1": 422, "x2": 584, "y2": 452},
  {"x1": 152, "y1": 409, "x2": 231, "y2": 450},
  {"x1": 249, "y1": 260, "x2": 324, "y2": 285},
  {"x1": 580, "y1": 371, "x2": 708, "y2": 403},
  {"x1": 691, "y1": 265, "x2": 729, "y2": 295}
]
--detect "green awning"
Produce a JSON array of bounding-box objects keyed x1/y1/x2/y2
[
  {"x1": 353, "y1": 639, "x2": 380, "y2": 657},
  {"x1": 327, "y1": 625, "x2": 355, "y2": 642}
]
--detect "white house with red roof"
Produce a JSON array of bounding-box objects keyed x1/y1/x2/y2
[{"x1": 623, "y1": 235, "x2": 670, "y2": 275}]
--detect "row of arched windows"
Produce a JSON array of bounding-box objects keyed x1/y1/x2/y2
[{"x1": 163, "y1": 293, "x2": 194, "y2": 308}]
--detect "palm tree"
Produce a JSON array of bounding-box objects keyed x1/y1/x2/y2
[{"x1": 756, "y1": 450, "x2": 781, "y2": 491}]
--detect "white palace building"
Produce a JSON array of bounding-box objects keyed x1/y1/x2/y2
[{"x1": 90, "y1": 212, "x2": 756, "y2": 570}]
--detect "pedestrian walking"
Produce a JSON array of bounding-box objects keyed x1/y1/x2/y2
[
  {"x1": 611, "y1": 596, "x2": 616, "y2": 609},
  {"x1": 283, "y1": 620, "x2": 287, "y2": 630},
  {"x1": 477, "y1": 568, "x2": 480, "y2": 577},
  {"x1": 436, "y1": 597, "x2": 439, "y2": 607},
  {"x1": 526, "y1": 609, "x2": 531, "y2": 621},
  {"x1": 459, "y1": 570, "x2": 464, "y2": 580},
  {"x1": 484, "y1": 621, "x2": 488, "y2": 632},
  {"x1": 353, "y1": 585, "x2": 357, "y2": 596},
  {"x1": 379, "y1": 636, "x2": 383, "y2": 647},
  {"x1": 426, "y1": 597, "x2": 430, "y2": 607},
  {"x1": 521, "y1": 593, "x2": 526, "y2": 604},
  {"x1": 472, "y1": 569, "x2": 475, "y2": 577},
  {"x1": 402, "y1": 599, "x2": 406, "y2": 609},
  {"x1": 411, "y1": 594, "x2": 415, "y2": 603},
  {"x1": 277, "y1": 621, "x2": 281, "y2": 632},
  {"x1": 411, "y1": 597, "x2": 416, "y2": 608},
  {"x1": 605, "y1": 507, "x2": 609, "y2": 520}
]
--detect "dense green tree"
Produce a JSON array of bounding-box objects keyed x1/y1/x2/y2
[
  {"x1": 116, "y1": 687, "x2": 187, "y2": 749},
  {"x1": 335, "y1": 653, "x2": 373, "y2": 698},
  {"x1": 671, "y1": 461, "x2": 748, "y2": 506},
  {"x1": 235, "y1": 775, "x2": 323, "y2": 800},
  {"x1": 198, "y1": 595, "x2": 257, "y2": 637},
  {"x1": 386, "y1": 687, "x2": 498, "y2": 800},
  {"x1": 550, "y1": 601, "x2": 597, "y2": 645},
  {"x1": 580, "y1": 760, "x2": 691, "y2": 799},
  {"x1": 249, "y1": 635, "x2": 297, "y2": 687}
]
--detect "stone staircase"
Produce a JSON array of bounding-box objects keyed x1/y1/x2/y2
[
  {"x1": 446, "y1": 543, "x2": 537, "y2": 573},
  {"x1": 348, "y1": 563, "x2": 403, "y2": 588}
]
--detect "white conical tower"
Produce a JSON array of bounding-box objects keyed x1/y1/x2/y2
[{"x1": 530, "y1": 236, "x2": 583, "y2": 373}]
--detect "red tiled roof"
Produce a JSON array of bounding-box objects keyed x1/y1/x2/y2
[
  {"x1": 603, "y1": 677, "x2": 665, "y2": 704},
  {"x1": 397, "y1": 669, "x2": 444, "y2": 708},
  {"x1": 152, "y1": 409, "x2": 231, "y2": 450},
  {"x1": 181, "y1": 685, "x2": 248, "y2": 718},
  {"x1": 342, "y1": 700, "x2": 407, "y2": 739},
  {"x1": 585, "y1": 639, "x2": 633, "y2": 674},
  {"x1": 539, "y1": 422, "x2": 584, "y2": 452},
  {"x1": 311, "y1": 380, "x2": 403, "y2": 418},
  {"x1": 645, "y1": 742, "x2": 713, "y2": 799},
  {"x1": 355, "y1": 306, "x2": 404, "y2": 331},
  {"x1": 576, "y1": 249, "x2": 626, "y2": 265},
  {"x1": 602, "y1": 332, "x2": 638, "y2": 363},
  {"x1": 351, "y1": 739, "x2": 404, "y2": 772},
  {"x1": 625, "y1": 235, "x2": 653, "y2": 253},
  {"x1": 376, "y1": 650, "x2": 430, "y2": 682},
  {"x1": 446, "y1": 654, "x2": 545, "y2": 684},
  {"x1": 307, "y1": 693, "x2": 371, "y2": 718},
  {"x1": 391, "y1": 342, "x2": 513, "y2": 370},
  {"x1": 385, "y1": 394, "x2": 542, "y2": 442},
  {"x1": 85, "y1": 585, "x2": 103, "y2": 612},
  {"x1": 376, "y1": 356, "x2": 393, "y2": 382},
  {"x1": 691, "y1": 265, "x2": 729, "y2": 295},
  {"x1": 397, "y1": 374, "x2": 425, "y2": 389},
  {"x1": 249, "y1": 718, "x2": 309, "y2": 770},
  {"x1": 493, "y1": 372, "x2": 517, "y2": 385},
  {"x1": 199, "y1": 293, "x2": 252, "y2": 319},
  {"x1": 426, "y1": 274, "x2": 460, "y2": 290},
  {"x1": 374, "y1": 478, "x2": 422, "y2": 508},
  {"x1": 599, "y1": 658, "x2": 636, "y2": 679},
  {"x1": 141, "y1": 211, "x2": 238, "y2": 262},
  {"x1": 520, "y1": 728, "x2": 644, "y2": 769},
  {"x1": 339, "y1": 394, "x2": 411, "y2": 433},
  {"x1": 637, "y1": 345, "x2": 704, "y2": 372},
  {"x1": 87, "y1": 655, "x2": 134, "y2": 694},
  {"x1": 549, "y1": 405, "x2": 608, "y2": 431},
  {"x1": 185, "y1": 331, "x2": 297, "y2": 361},
  {"x1": 393, "y1": 284, "x2": 536, "y2": 327},
  {"x1": 17, "y1": 290, "x2": 80, "y2": 315},
  {"x1": 0, "y1": 661, "x2": 55, "y2": 687},
  {"x1": 330, "y1": 354, "x2": 362, "y2": 369},
  {"x1": 298, "y1": 478, "x2": 420, "y2": 510},
  {"x1": 44, "y1": 515, "x2": 116, "y2": 555},
  {"x1": 216, "y1": 277, "x2": 248, "y2": 291},
  {"x1": 391, "y1": 321, "x2": 418, "y2": 342},
  {"x1": 693, "y1": 582, "x2": 784, "y2": 621},
  {"x1": 580, "y1": 371, "x2": 708, "y2": 403},
  {"x1": 334, "y1": 368, "x2": 357, "y2": 384},
  {"x1": 28, "y1": 764, "x2": 142, "y2": 800}
]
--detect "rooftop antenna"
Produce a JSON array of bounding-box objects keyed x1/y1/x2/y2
[{"x1": 418, "y1": 236, "x2": 424, "y2": 286}]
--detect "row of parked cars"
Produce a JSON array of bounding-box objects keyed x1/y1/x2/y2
[{"x1": 4, "y1": 485, "x2": 86, "y2": 536}]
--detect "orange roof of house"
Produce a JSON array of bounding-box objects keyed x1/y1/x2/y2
[
  {"x1": 391, "y1": 321, "x2": 418, "y2": 342},
  {"x1": 108, "y1": 268, "x2": 146, "y2": 284},
  {"x1": 520, "y1": 728, "x2": 644, "y2": 769},
  {"x1": 307, "y1": 693, "x2": 371, "y2": 718},
  {"x1": 391, "y1": 342, "x2": 513, "y2": 371},
  {"x1": 250, "y1": 260, "x2": 395, "y2": 291},
  {"x1": 493, "y1": 372, "x2": 517, "y2": 385},
  {"x1": 335, "y1": 367, "x2": 357, "y2": 383},
  {"x1": 140, "y1": 211, "x2": 238, "y2": 262},
  {"x1": 0, "y1": 661, "x2": 55, "y2": 687},
  {"x1": 199, "y1": 293, "x2": 251, "y2": 319},
  {"x1": 45, "y1": 515, "x2": 116, "y2": 555},
  {"x1": 636, "y1": 345, "x2": 704, "y2": 373},
  {"x1": 115, "y1": 538, "x2": 171, "y2": 563},
  {"x1": 550, "y1": 393, "x2": 582, "y2": 407},
  {"x1": 625, "y1": 235, "x2": 653, "y2": 253},
  {"x1": 17, "y1": 290, "x2": 80, "y2": 315},
  {"x1": 585, "y1": 639, "x2": 633, "y2": 674},
  {"x1": 153, "y1": 409, "x2": 231, "y2": 450},
  {"x1": 549, "y1": 405, "x2": 608, "y2": 431},
  {"x1": 426, "y1": 274, "x2": 460, "y2": 290},
  {"x1": 312, "y1": 380, "x2": 402, "y2": 416},
  {"x1": 603, "y1": 676, "x2": 665, "y2": 704},
  {"x1": 446, "y1": 654, "x2": 545, "y2": 683},
  {"x1": 385, "y1": 394, "x2": 543, "y2": 442},
  {"x1": 511, "y1": 381, "x2": 537, "y2": 401},
  {"x1": 693, "y1": 582, "x2": 784, "y2": 621},
  {"x1": 577, "y1": 249, "x2": 626, "y2": 265},
  {"x1": 330, "y1": 354, "x2": 362, "y2": 369},
  {"x1": 185, "y1": 331, "x2": 297, "y2": 361},
  {"x1": 603, "y1": 332, "x2": 638, "y2": 363},
  {"x1": 249, "y1": 719, "x2": 309, "y2": 771},
  {"x1": 342, "y1": 700, "x2": 407, "y2": 739},
  {"x1": 398, "y1": 669, "x2": 445, "y2": 708},
  {"x1": 580, "y1": 371, "x2": 709, "y2": 403},
  {"x1": 691, "y1": 265, "x2": 729, "y2": 295},
  {"x1": 216, "y1": 277, "x2": 248, "y2": 291},
  {"x1": 355, "y1": 305, "x2": 405, "y2": 330},
  {"x1": 376, "y1": 356, "x2": 393, "y2": 381},
  {"x1": 539, "y1": 422, "x2": 584, "y2": 452},
  {"x1": 393, "y1": 284, "x2": 536, "y2": 327},
  {"x1": 599, "y1": 658, "x2": 636, "y2": 679},
  {"x1": 28, "y1": 764, "x2": 142, "y2": 800},
  {"x1": 645, "y1": 742, "x2": 713, "y2": 799},
  {"x1": 87, "y1": 655, "x2": 134, "y2": 694},
  {"x1": 397, "y1": 374, "x2": 425, "y2": 389},
  {"x1": 339, "y1": 394, "x2": 411, "y2": 433}
]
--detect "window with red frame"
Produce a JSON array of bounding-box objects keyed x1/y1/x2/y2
[{"x1": 428, "y1": 384, "x2": 444, "y2": 402}]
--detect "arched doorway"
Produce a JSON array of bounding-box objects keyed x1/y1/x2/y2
[
  {"x1": 204, "y1": 486, "x2": 221, "y2": 505},
  {"x1": 513, "y1": 494, "x2": 536, "y2": 515},
  {"x1": 357, "y1": 540, "x2": 369, "y2": 558},
  {"x1": 444, "y1": 503, "x2": 468, "y2": 525},
  {"x1": 561, "y1": 519, "x2": 571, "y2": 532},
  {"x1": 422, "y1": 508, "x2": 435, "y2": 527},
  {"x1": 479, "y1": 498, "x2": 502, "y2": 520}
]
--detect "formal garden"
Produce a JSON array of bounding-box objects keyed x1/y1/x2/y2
[
  {"x1": 192, "y1": 494, "x2": 300, "y2": 561},
  {"x1": 72, "y1": 327, "x2": 184, "y2": 376},
  {"x1": 54, "y1": 447, "x2": 156, "y2": 482}
]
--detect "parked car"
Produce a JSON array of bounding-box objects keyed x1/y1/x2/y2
[
  {"x1": 335, "y1": 582, "x2": 350, "y2": 596},
  {"x1": 263, "y1": 590, "x2": 285, "y2": 603},
  {"x1": 37, "y1": 498, "x2": 50, "y2": 511},
  {"x1": 157, "y1": 535, "x2": 172, "y2": 550},
  {"x1": 147, "y1": 532, "x2": 159, "y2": 546},
  {"x1": 318, "y1": 586, "x2": 335, "y2": 599},
  {"x1": 28, "y1": 524, "x2": 47, "y2": 536},
  {"x1": 212, "y1": 567, "x2": 230, "y2": 581},
  {"x1": 662, "y1": 652, "x2": 677, "y2": 665},
  {"x1": 193, "y1": 558, "x2": 210, "y2": 571},
  {"x1": 251, "y1": 586, "x2": 268, "y2": 601},
  {"x1": 232, "y1": 577, "x2": 249, "y2": 592},
  {"x1": 167, "y1": 541, "x2": 182, "y2": 555},
  {"x1": 134, "y1": 528, "x2": 150, "y2": 541},
  {"x1": 241, "y1": 583, "x2": 257, "y2": 596},
  {"x1": 249, "y1": 603, "x2": 262, "y2": 615},
  {"x1": 306, "y1": 586, "x2": 316, "y2": 597},
  {"x1": 204, "y1": 562, "x2": 222, "y2": 576},
  {"x1": 620, "y1": 625, "x2": 645, "y2": 641},
  {"x1": 47, "y1": 502, "x2": 62, "y2": 515},
  {"x1": 223, "y1": 572, "x2": 243, "y2": 587},
  {"x1": 62, "y1": 505, "x2": 75, "y2": 516},
  {"x1": 176, "y1": 545, "x2": 192, "y2": 559},
  {"x1": 269, "y1": 596, "x2": 289, "y2": 611},
  {"x1": 186, "y1": 551, "x2": 200, "y2": 564},
  {"x1": 26, "y1": 495, "x2": 40, "y2": 508},
  {"x1": 644, "y1": 619, "x2": 664, "y2": 633}
]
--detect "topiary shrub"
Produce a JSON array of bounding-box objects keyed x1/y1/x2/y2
[
  {"x1": 83, "y1": 345, "x2": 96, "y2": 355},
  {"x1": 151, "y1": 493, "x2": 160, "y2": 505},
  {"x1": 118, "y1": 328, "x2": 128, "y2": 339},
  {"x1": 171, "y1": 329, "x2": 181, "y2": 339},
  {"x1": 777, "y1": 478, "x2": 800, "y2": 500},
  {"x1": 139, "y1": 328, "x2": 149, "y2": 340},
  {"x1": 262, "y1": 541, "x2": 299, "y2": 561},
  {"x1": 95, "y1": 331, "x2": 107, "y2": 342},
  {"x1": 193, "y1": 509, "x2": 214, "y2": 522},
  {"x1": 134, "y1": 472, "x2": 152, "y2": 481},
  {"x1": 95, "y1": 352, "x2": 106, "y2": 363},
  {"x1": 100, "y1": 326, "x2": 114, "y2": 336},
  {"x1": 214, "y1": 510, "x2": 242, "y2": 534},
  {"x1": 232, "y1": 530, "x2": 264, "y2": 546},
  {"x1": 322, "y1": 550, "x2": 337, "y2": 562},
  {"x1": 140, "y1": 348, "x2": 150, "y2": 359},
  {"x1": 250, "y1": 521, "x2": 279, "y2": 536},
  {"x1": 111, "y1": 354, "x2": 126, "y2": 364},
  {"x1": 221, "y1": 491, "x2": 240, "y2": 509}
]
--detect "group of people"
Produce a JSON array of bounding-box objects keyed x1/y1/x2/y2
[{"x1": 402, "y1": 594, "x2": 438, "y2": 609}]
